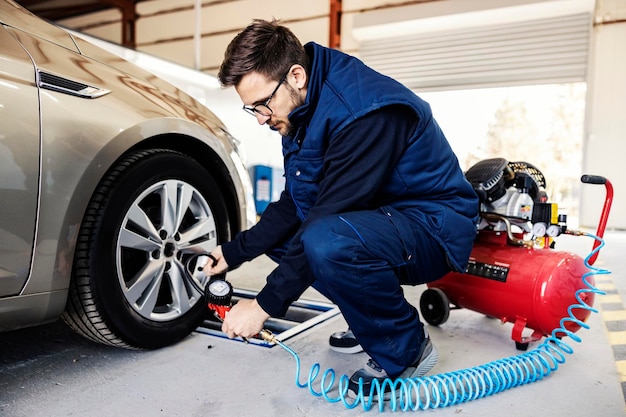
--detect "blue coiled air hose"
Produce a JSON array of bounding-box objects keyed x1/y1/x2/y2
[{"x1": 260, "y1": 232, "x2": 610, "y2": 412}]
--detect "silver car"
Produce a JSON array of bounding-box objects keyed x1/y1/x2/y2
[{"x1": 0, "y1": 0, "x2": 254, "y2": 349}]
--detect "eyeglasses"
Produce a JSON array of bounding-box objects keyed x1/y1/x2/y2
[{"x1": 242, "y1": 70, "x2": 289, "y2": 118}]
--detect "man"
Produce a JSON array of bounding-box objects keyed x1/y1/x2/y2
[{"x1": 206, "y1": 19, "x2": 478, "y2": 396}]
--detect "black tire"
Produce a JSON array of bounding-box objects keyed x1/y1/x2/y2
[
  {"x1": 419, "y1": 288, "x2": 450, "y2": 326},
  {"x1": 62, "y1": 149, "x2": 230, "y2": 349}
]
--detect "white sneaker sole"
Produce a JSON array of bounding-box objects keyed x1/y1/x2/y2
[
  {"x1": 347, "y1": 343, "x2": 439, "y2": 401},
  {"x1": 329, "y1": 344, "x2": 364, "y2": 354},
  {"x1": 411, "y1": 343, "x2": 438, "y2": 378}
]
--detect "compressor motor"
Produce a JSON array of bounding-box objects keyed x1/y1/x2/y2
[{"x1": 465, "y1": 157, "x2": 563, "y2": 240}]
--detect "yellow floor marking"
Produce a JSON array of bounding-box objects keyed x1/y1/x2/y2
[
  {"x1": 608, "y1": 331, "x2": 626, "y2": 346},
  {"x1": 599, "y1": 294, "x2": 622, "y2": 304},
  {"x1": 616, "y1": 360, "x2": 626, "y2": 382},
  {"x1": 602, "y1": 310, "x2": 626, "y2": 321},
  {"x1": 596, "y1": 282, "x2": 617, "y2": 292}
]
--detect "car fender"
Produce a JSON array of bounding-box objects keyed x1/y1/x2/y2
[{"x1": 23, "y1": 117, "x2": 251, "y2": 298}]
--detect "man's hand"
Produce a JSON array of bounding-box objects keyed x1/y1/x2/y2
[
  {"x1": 204, "y1": 245, "x2": 229, "y2": 275},
  {"x1": 222, "y1": 298, "x2": 270, "y2": 339}
]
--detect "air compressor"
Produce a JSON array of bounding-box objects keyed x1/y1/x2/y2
[{"x1": 419, "y1": 158, "x2": 613, "y2": 350}]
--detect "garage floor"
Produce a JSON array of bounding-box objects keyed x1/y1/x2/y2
[{"x1": 1, "y1": 231, "x2": 625, "y2": 417}]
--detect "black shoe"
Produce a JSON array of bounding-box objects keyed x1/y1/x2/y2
[
  {"x1": 329, "y1": 329, "x2": 363, "y2": 353},
  {"x1": 347, "y1": 331, "x2": 438, "y2": 400}
]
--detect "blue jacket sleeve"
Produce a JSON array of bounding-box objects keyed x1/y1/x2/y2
[{"x1": 221, "y1": 189, "x2": 301, "y2": 268}]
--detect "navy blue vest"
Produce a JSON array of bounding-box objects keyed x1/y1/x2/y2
[{"x1": 282, "y1": 42, "x2": 478, "y2": 271}]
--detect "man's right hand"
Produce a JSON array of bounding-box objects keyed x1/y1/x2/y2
[{"x1": 204, "y1": 245, "x2": 229, "y2": 275}]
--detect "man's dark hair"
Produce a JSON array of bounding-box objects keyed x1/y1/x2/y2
[{"x1": 218, "y1": 19, "x2": 309, "y2": 87}]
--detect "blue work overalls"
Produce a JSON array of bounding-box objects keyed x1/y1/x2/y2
[{"x1": 261, "y1": 43, "x2": 479, "y2": 376}]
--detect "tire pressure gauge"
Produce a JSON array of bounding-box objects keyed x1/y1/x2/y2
[
  {"x1": 205, "y1": 278, "x2": 233, "y2": 306},
  {"x1": 184, "y1": 253, "x2": 235, "y2": 322}
]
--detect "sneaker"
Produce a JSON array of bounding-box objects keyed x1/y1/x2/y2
[
  {"x1": 329, "y1": 329, "x2": 363, "y2": 353},
  {"x1": 347, "y1": 332, "x2": 438, "y2": 400},
  {"x1": 347, "y1": 358, "x2": 392, "y2": 400}
]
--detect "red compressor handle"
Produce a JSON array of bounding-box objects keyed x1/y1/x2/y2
[{"x1": 581, "y1": 175, "x2": 613, "y2": 265}]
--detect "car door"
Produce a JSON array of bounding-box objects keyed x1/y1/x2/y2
[{"x1": 0, "y1": 25, "x2": 40, "y2": 296}]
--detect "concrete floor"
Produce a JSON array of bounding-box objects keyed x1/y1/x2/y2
[{"x1": 1, "y1": 230, "x2": 625, "y2": 417}]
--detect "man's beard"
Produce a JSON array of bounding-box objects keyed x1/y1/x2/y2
[{"x1": 281, "y1": 84, "x2": 305, "y2": 137}]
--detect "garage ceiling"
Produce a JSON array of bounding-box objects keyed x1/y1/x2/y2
[
  {"x1": 16, "y1": 0, "x2": 147, "y2": 21},
  {"x1": 16, "y1": 0, "x2": 153, "y2": 46}
]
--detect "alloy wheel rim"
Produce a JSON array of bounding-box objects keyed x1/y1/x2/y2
[{"x1": 116, "y1": 179, "x2": 218, "y2": 321}]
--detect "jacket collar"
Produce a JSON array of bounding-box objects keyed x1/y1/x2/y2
[{"x1": 288, "y1": 42, "x2": 325, "y2": 130}]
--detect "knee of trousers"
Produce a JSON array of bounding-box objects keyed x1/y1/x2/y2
[{"x1": 301, "y1": 216, "x2": 359, "y2": 281}]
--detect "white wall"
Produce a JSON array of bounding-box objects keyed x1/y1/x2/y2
[{"x1": 580, "y1": 20, "x2": 626, "y2": 229}]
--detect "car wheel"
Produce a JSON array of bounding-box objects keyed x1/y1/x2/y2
[{"x1": 63, "y1": 149, "x2": 230, "y2": 349}]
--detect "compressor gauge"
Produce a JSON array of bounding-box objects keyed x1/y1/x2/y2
[
  {"x1": 546, "y1": 224, "x2": 561, "y2": 237},
  {"x1": 532, "y1": 222, "x2": 547, "y2": 237}
]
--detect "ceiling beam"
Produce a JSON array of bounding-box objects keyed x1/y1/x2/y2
[
  {"x1": 111, "y1": 0, "x2": 137, "y2": 48},
  {"x1": 16, "y1": 1, "x2": 139, "y2": 48},
  {"x1": 329, "y1": 0, "x2": 342, "y2": 49}
]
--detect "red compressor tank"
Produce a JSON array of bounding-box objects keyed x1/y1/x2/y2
[
  {"x1": 421, "y1": 230, "x2": 593, "y2": 350},
  {"x1": 420, "y1": 174, "x2": 613, "y2": 350}
]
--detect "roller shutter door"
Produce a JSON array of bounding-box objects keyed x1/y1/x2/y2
[{"x1": 360, "y1": 13, "x2": 591, "y2": 91}]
